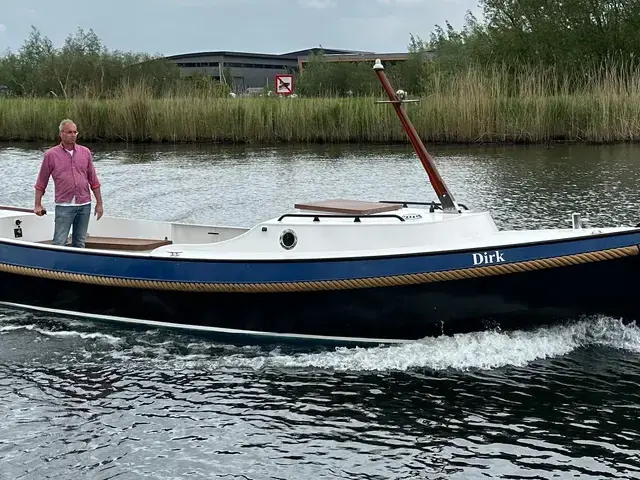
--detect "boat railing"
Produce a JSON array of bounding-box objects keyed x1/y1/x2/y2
[
  {"x1": 378, "y1": 200, "x2": 469, "y2": 211},
  {"x1": 277, "y1": 213, "x2": 406, "y2": 223}
]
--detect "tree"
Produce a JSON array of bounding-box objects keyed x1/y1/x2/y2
[
  {"x1": 0, "y1": 26, "x2": 181, "y2": 98},
  {"x1": 415, "y1": 0, "x2": 640, "y2": 91}
]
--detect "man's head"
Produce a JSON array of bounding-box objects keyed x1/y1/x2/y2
[{"x1": 59, "y1": 119, "x2": 78, "y2": 148}]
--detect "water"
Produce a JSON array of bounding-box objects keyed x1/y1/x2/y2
[{"x1": 2, "y1": 141, "x2": 640, "y2": 479}]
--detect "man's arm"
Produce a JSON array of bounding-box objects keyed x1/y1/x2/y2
[
  {"x1": 34, "y1": 190, "x2": 45, "y2": 216},
  {"x1": 92, "y1": 186, "x2": 103, "y2": 220},
  {"x1": 34, "y1": 153, "x2": 52, "y2": 216},
  {"x1": 86, "y1": 150, "x2": 103, "y2": 220}
]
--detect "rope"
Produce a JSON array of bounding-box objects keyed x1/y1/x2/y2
[{"x1": 0, "y1": 245, "x2": 637, "y2": 293}]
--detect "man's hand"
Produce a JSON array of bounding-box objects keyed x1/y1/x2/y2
[
  {"x1": 34, "y1": 204, "x2": 45, "y2": 216},
  {"x1": 94, "y1": 203, "x2": 103, "y2": 220}
]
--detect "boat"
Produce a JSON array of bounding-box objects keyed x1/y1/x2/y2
[{"x1": 1, "y1": 59, "x2": 640, "y2": 346}]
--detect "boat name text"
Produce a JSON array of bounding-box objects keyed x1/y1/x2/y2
[{"x1": 472, "y1": 250, "x2": 505, "y2": 266}]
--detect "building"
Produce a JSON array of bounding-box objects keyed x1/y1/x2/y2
[{"x1": 164, "y1": 47, "x2": 411, "y2": 93}]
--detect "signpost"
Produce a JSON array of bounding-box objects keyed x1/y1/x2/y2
[{"x1": 275, "y1": 74, "x2": 294, "y2": 96}]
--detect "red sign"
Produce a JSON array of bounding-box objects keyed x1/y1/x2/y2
[{"x1": 275, "y1": 74, "x2": 294, "y2": 95}]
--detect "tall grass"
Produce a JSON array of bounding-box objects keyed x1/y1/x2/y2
[{"x1": 3, "y1": 64, "x2": 640, "y2": 144}]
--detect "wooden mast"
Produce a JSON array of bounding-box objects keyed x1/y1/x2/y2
[{"x1": 373, "y1": 59, "x2": 459, "y2": 213}]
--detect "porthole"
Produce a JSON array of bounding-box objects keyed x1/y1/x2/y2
[{"x1": 279, "y1": 229, "x2": 297, "y2": 250}]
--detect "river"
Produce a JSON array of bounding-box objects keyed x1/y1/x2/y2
[{"x1": 1, "y1": 141, "x2": 640, "y2": 479}]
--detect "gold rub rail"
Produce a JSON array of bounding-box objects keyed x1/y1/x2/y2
[{"x1": 0, "y1": 245, "x2": 637, "y2": 293}]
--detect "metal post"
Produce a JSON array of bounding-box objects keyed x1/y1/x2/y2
[{"x1": 373, "y1": 59, "x2": 458, "y2": 212}]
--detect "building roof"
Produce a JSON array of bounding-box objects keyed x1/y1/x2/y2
[
  {"x1": 165, "y1": 51, "x2": 293, "y2": 61},
  {"x1": 282, "y1": 47, "x2": 374, "y2": 57},
  {"x1": 165, "y1": 47, "x2": 377, "y2": 61}
]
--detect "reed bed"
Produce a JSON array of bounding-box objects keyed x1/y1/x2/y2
[{"x1": 3, "y1": 66, "x2": 640, "y2": 144}]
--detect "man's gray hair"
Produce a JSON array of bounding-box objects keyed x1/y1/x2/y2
[{"x1": 59, "y1": 119, "x2": 76, "y2": 132}]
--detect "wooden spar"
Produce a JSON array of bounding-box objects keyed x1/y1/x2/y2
[{"x1": 373, "y1": 59, "x2": 458, "y2": 213}]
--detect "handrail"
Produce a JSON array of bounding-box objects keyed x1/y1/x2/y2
[
  {"x1": 378, "y1": 200, "x2": 469, "y2": 211},
  {"x1": 277, "y1": 213, "x2": 405, "y2": 222}
]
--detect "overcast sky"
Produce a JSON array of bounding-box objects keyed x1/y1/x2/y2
[{"x1": 0, "y1": 0, "x2": 482, "y2": 56}]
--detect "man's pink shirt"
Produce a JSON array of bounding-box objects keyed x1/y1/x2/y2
[{"x1": 34, "y1": 143, "x2": 101, "y2": 204}]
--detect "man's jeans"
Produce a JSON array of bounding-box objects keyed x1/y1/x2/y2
[{"x1": 52, "y1": 204, "x2": 92, "y2": 247}]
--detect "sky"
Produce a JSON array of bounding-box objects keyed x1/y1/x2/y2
[{"x1": 0, "y1": 0, "x2": 482, "y2": 56}]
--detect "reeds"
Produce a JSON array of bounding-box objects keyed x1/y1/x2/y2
[{"x1": 3, "y1": 64, "x2": 640, "y2": 144}]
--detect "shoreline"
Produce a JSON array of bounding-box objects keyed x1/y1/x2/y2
[{"x1": 2, "y1": 95, "x2": 640, "y2": 146}]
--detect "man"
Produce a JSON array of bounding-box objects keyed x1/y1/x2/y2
[{"x1": 34, "y1": 119, "x2": 104, "y2": 247}]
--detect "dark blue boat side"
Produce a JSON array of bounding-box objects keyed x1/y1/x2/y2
[{"x1": 1, "y1": 229, "x2": 639, "y2": 285}]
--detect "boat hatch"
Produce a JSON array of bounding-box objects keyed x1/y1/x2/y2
[{"x1": 294, "y1": 199, "x2": 403, "y2": 215}]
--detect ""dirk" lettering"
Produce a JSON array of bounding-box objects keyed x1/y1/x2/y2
[{"x1": 472, "y1": 250, "x2": 505, "y2": 266}]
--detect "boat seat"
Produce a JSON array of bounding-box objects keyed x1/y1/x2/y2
[
  {"x1": 84, "y1": 236, "x2": 172, "y2": 251},
  {"x1": 40, "y1": 236, "x2": 172, "y2": 251}
]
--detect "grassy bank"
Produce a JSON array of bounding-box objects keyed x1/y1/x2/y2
[{"x1": 3, "y1": 68, "x2": 640, "y2": 144}]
